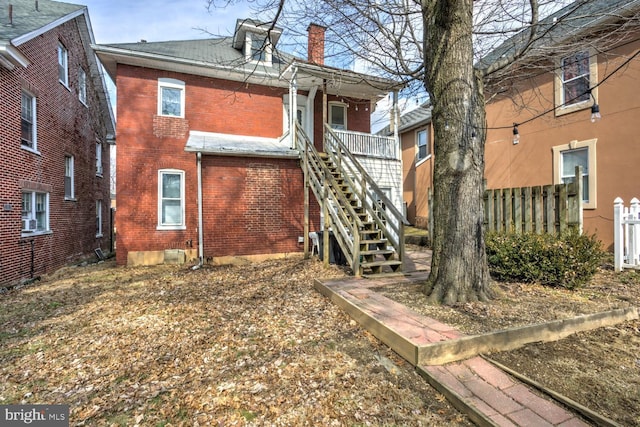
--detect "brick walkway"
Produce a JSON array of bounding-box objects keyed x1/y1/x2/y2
[{"x1": 315, "y1": 250, "x2": 590, "y2": 427}]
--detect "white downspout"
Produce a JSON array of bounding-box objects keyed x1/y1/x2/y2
[
  {"x1": 196, "y1": 152, "x2": 204, "y2": 266},
  {"x1": 289, "y1": 66, "x2": 298, "y2": 149}
]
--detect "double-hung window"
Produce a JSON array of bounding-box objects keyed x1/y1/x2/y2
[
  {"x1": 158, "y1": 170, "x2": 185, "y2": 230},
  {"x1": 417, "y1": 129, "x2": 429, "y2": 162},
  {"x1": 329, "y1": 102, "x2": 347, "y2": 130},
  {"x1": 553, "y1": 138, "x2": 597, "y2": 209},
  {"x1": 158, "y1": 78, "x2": 185, "y2": 118},
  {"x1": 78, "y1": 68, "x2": 87, "y2": 105},
  {"x1": 96, "y1": 141, "x2": 103, "y2": 176},
  {"x1": 555, "y1": 49, "x2": 598, "y2": 116},
  {"x1": 58, "y1": 43, "x2": 68, "y2": 86},
  {"x1": 96, "y1": 200, "x2": 103, "y2": 237},
  {"x1": 65, "y1": 155, "x2": 74, "y2": 199},
  {"x1": 22, "y1": 191, "x2": 49, "y2": 233},
  {"x1": 21, "y1": 91, "x2": 37, "y2": 150}
]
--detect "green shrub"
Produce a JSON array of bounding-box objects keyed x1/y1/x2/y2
[{"x1": 485, "y1": 229, "x2": 604, "y2": 289}]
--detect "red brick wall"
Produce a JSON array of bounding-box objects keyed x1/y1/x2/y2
[
  {"x1": 201, "y1": 156, "x2": 321, "y2": 257},
  {"x1": 116, "y1": 65, "x2": 323, "y2": 264},
  {"x1": 0, "y1": 18, "x2": 112, "y2": 286}
]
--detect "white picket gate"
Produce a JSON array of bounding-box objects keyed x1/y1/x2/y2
[{"x1": 613, "y1": 197, "x2": 640, "y2": 271}]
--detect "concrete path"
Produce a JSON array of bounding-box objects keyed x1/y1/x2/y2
[{"x1": 315, "y1": 250, "x2": 591, "y2": 427}]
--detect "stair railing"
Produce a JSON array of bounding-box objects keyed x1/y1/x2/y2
[
  {"x1": 296, "y1": 124, "x2": 363, "y2": 272},
  {"x1": 324, "y1": 124, "x2": 408, "y2": 267}
]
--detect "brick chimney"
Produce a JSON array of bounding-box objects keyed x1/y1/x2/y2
[{"x1": 307, "y1": 23, "x2": 326, "y2": 65}]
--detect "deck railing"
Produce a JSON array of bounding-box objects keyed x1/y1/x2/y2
[{"x1": 332, "y1": 129, "x2": 398, "y2": 160}]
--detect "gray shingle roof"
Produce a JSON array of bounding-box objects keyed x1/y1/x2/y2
[
  {"x1": 0, "y1": 0, "x2": 84, "y2": 42},
  {"x1": 101, "y1": 37, "x2": 292, "y2": 75},
  {"x1": 377, "y1": 103, "x2": 432, "y2": 136},
  {"x1": 478, "y1": 0, "x2": 640, "y2": 70}
]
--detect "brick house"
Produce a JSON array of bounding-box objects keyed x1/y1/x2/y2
[
  {"x1": 391, "y1": 0, "x2": 640, "y2": 250},
  {"x1": 95, "y1": 19, "x2": 406, "y2": 273},
  {"x1": 0, "y1": 0, "x2": 115, "y2": 286}
]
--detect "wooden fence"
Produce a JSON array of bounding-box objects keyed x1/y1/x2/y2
[
  {"x1": 484, "y1": 167, "x2": 583, "y2": 234},
  {"x1": 427, "y1": 167, "x2": 583, "y2": 237}
]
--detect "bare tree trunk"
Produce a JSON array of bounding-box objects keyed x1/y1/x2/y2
[{"x1": 423, "y1": 0, "x2": 491, "y2": 304}]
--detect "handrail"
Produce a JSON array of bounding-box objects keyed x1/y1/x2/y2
[
  {"x1": 325, "y1": 125, "x2": 408, "y2": 226},
  {"x1": 296, "y1": 121, "x2": 406, "y2": 275},
  {"x1": 295, "y1": 124, "x2": 363, "y2": 268}
]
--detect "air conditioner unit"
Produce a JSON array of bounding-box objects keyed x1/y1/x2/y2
[{"x1": 22, "y1": 219, "x2": 36, "y2": 232}]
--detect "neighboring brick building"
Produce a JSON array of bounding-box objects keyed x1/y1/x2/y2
[
  {"x1": 0, "y1": 0, "x2": 115, "y2": 286},
  {"x1": 95, "y1": 20, "x2": 401, "y2": 266}
]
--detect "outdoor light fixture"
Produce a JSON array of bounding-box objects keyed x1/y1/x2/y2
[
  {"x1": 589, "y1": 90, "x2": 601, "y2": 123},
  {"x1": 512, "y1": 124, "x2": 520, "y2": 144},
  {"x1": 590, "y1": 103, "x2": 601, "y2": 123}
]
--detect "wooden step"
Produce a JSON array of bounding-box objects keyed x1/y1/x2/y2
[{"x1": 360, "y1": 249, "x2": 395, "y2": 257}]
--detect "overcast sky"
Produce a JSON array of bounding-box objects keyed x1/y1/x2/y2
[{"x1": 81, "y1": 0, "x2": 249, "y2": 44}]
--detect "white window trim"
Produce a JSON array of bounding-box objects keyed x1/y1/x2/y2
[
  {"x1": 553, "y1": 138, "x2": 597, "y2": 209},
  {"x1": 78, "y1": 67, "x2": 87, "y2": 106},
  {"x1": 157, "y1": 78, "x2": 186, "y2": 118},
  {"x1": 96, "y1": 141, "x2": 103, "y2": 177},
  {"x1": 21, "y1": 90, "x2": 39, "y2": 153},
  {"x1": 328, "y1": 101, "x2": 348, "y2": 130},
  {"x1": 245, "y1": 32, "x2": 273, "y2": 66},
  {"x1": 58, "y1": 43, "x2": 69, "y2": 88},
  {"x1": 157, "y1": 169, "x2": 186, "y2": 230},
  {"x1": 96, "y1": 199, "x2": 103, "y2": 237},
  {"x1": 65, "y1": 155, "x2": 75, "y2": 200},
  {"x1": 21, "y1": 191, "x2": 50, "y2": 236},
  {"x1": 554, "y1": 49, "x2": 598, "y2": 117},
  {"x1": 416, "y1": 128, "x2": 431, "y2": 164}
]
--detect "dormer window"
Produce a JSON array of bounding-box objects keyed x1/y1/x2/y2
[
  {"x1": 232, "y1": 19, "x2": 282, "y2": 68},
  {"x1": 247, "y1": 33, "x2": 271, "y2": 63}
]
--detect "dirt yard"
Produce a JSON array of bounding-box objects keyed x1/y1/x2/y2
[
  {"x1": 380, "y1": 246, "x2": 640, "y2": 427},
  {"x1": 0, "y1": 257, "x2": 471, "y2": 426},
  {"x1": 2, "y1": 250, "x2": 638, "y2": 426}
]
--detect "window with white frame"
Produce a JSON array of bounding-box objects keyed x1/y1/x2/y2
[
  {"x1": 555, "y1": 49, "x2": 598, "y2": 116},
  {"x1": 64, "y1": 155, "x2": 74, "y2": 199},
  {"x1": 158, "y1": 78, "x2": 185, "y2": 117},
  {"x1": 96, "y1": 141, "x2": 103, "y2": 176},
  {"x1": 417, "y1": 129, "x2": 429, "y2": 161},
  {"x1": 329, "y1": 102, "x2": 347, "y2": 130},
  {"x1": 96, "y1": 200, "x2": 103, "y2": 237},
  {"x1": 21, "y1": 91, "x2": 37, "y2": 150},
  {"x1": 58, "y1": 43, "x2": 68, "y2": 86},
  {"x1": 553, "y1": 138, "x2": 597, "y2": 209},
  {"x1": 158, "y1": 170, "x2": 185, "y2": 229},
  {"x1": 243, "y1": 31, "x2": 273, "y2": 65},
  {"x1": 78, "y1": 68, "x2": 87, "y2": 105},
  {"x1": 22, "y1": 191, "x2": 49, "y2": 233}
]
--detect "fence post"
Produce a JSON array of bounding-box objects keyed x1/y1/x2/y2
[
  {"x1": 630, "y1": 198, "x2": 640, "y2": 267},
  {"x1": 614, "y1": 197, "x2": 624, "y2": 272}
]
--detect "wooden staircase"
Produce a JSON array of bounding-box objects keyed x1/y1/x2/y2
[{"x1": 296, "y1": 123, "x2": 408, "y2": 277}]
